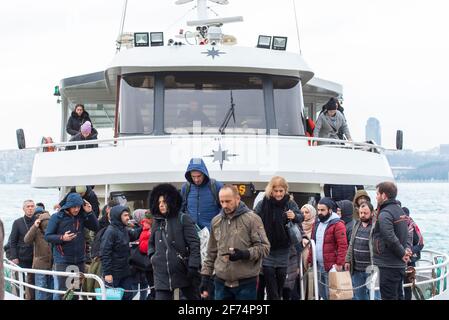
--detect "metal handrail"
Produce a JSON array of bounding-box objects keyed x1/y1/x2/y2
[
  {"x1": 369, "y1": 249, "x2": 449, "y2": 298},
  {"x1": 309, "y1": 240, "x2": 320, "y2": 300},
  {"x1": 3, "y1": 258, "x2": 107, "y2": 300},
  {"x1": 33, "y1": 134, "x2": 386, "y2": 154}
]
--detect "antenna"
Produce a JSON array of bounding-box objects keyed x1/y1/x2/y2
[
  {"x1": 292, "y1": 0, "x2": 302, "y2": 55},
  {"x1": 116, "y1": 0, "x2": 129, "y2": 53}
]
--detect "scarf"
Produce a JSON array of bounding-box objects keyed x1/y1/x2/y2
[
  {"x1": 301, "y1": 205, "x2": 316, "y2": 238},
  {"x1": 259, "y1": 195, "x2": 290, "y2": 250}
]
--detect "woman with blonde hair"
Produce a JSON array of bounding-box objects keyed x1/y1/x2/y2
[{"x1": 254, "y1": 176, "x2": 303, "y2": 300}]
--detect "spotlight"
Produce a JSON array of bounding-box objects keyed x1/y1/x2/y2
[
  {"x1": 272, "y1": 36, "x2": 288, "y2": 50},
  {"x1": 150, "y1": 32, "x2": 164, "y2": 46},
  {"x1": 134, "y1": 32, "x2": 149, "y2": 47},
  {"x1": 257, "y1": 35, "x2": 272, "y2": 49}
]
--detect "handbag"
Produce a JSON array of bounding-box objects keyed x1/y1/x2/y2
[
  {"x1": 129, "y1": 246, "x2": 152, "y2": 271},
  {"x1": 286, "y1": 221, "x2": 304, "y2": 255}
]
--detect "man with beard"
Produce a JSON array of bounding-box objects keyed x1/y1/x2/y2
[
  {"x1": 308, "y1": 197, "x2": 348, "y2": 300},
  {"x1": 200, "y1": 185, "x2": 270, "y2": 300},
  {"x1": 345, "y1": 202, "x2": 380, "y2": 300},
  {"x1": 372, "y1": 182, "x2": 411, "y2": 300}
]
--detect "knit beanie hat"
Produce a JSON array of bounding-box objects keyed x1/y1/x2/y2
[
  {"x1": 319, "y1": 197, "x2": 336, "y2": 211},
  {"x1": 80, "y1": 121, "x2": 92, "y2": 135},
  {"x1": 324, "y1": 98, "x2": 338, "y2": 111}
]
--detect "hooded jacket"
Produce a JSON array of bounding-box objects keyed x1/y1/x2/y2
[
  {"x1": 308, "y1": 213, "x2": 348, "y2": 272},
  {"x1": 352, "y1": 189, "x2": 372, "y2": 219},
  {"x1": 100, "y1": 206, "x2": 140, "y2": 281},
  {"x1": 337, "y1": 200, "x2": 355, "y2": 242},
  {"x1": 66, "y1": 110, "x2": 92, "y2": 136},
  {"x1": 201, "y1": 202, "x2": 271, "y2": 287},
  {"x1": 59, "y1": 186, "x2": 100, "y2": 218},
  {"x1": 372, "y1": 199, "x2": 409, "y2": 268},
  {"x1": 148, "y1": 184, "x2": 201, "y2": 291},
  {"x1": 9, "y1": 214, "x2": 34, "y2": 264},
  {"x1": 181, "y1": 158, "x2": 223, "y2": 230},
  {"x1": 45, "y1": 193, "x2": 99, "y2": 264},
  {"x1": 24, "y1": 211, "x2": 53, "y2": 270}
]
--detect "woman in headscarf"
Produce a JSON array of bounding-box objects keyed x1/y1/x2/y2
[
  {"x1": 254, "y1": 176, "x2": 303, "y2": 300},
  {"x1": 301, "y1": 204, "x2": 317, "y2": 300}
]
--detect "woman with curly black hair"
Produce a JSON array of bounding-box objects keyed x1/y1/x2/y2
[{"x1": 148, "y1": 184, "x2": 201, "y2": 300}]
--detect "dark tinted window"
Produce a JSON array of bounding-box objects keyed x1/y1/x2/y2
[
  {"x1": 119, "y1": 75, "x2": 154, "y2": 134},
  {"x1": 164, "y1": 73, "x2": 266, "y2": 135},
  {"x1": 273, "y1": 77, "x2": 305, "y2": 136}
]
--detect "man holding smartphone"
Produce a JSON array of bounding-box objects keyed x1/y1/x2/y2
[{"x1": 45, "y1": 193, "x2": 99, "y2": 299}]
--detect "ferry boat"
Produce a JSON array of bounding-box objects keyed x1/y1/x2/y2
[{"x1": 3, "y1": 0, "x2": 448, "y2": 300}]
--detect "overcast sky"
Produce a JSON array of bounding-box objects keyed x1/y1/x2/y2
[{"x1": 1, "y1": 0, "x2": 448, "y2": 151}]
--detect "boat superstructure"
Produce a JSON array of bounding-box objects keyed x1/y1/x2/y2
[{"x1": 30, "y1": 0, "x2": 394, "y2": 209}]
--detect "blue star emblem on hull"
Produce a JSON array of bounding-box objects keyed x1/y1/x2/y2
[
  {"x1": 201, "y1": 47, "x2": 226, "y2": 59},
  {"x1": 204, "y1": 144, "x2": 238, "y2": 170}
]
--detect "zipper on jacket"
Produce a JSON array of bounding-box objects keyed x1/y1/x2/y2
[{"x1": 164, "y1": 219, "x2": 173, "y2": 291}]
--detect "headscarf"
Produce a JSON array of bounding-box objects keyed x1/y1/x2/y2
[{"x1": 301, "y1": 204, "x2": 317, "y2": 237}]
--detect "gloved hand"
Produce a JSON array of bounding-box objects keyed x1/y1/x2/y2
[
  {"x1": 200, "y1": 275, "x2": 211, "y2": 294},
  {"x1": 229, "y1": 248, "x2": 250, "y2": 261}
]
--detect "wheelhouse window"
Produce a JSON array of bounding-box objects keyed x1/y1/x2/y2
[
  {"x1": 164, "y1": 72, "x2": 266, "y2": 134},
  {"x1": 119, "y1": 75, "x2": 154, "y2": 134},
  {"x1": 273, "y1": 76, "x2": 305, "y2": 136}
]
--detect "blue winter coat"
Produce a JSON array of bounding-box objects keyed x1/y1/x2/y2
[
  {"x1": 181, "y1": 158, "x2": 223, "y2": 230},
  {"x1": 45, "y1": 193, "x2": 99, "y2": 264}
]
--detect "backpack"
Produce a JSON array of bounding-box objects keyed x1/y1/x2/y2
[{"x1": 181, "y1": 178, "x2": 220, "y2": 211}]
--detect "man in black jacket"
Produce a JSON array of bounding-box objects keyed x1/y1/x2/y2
[
  {"x1": 100, "y1": 205, "x2": 140, "y2": 300},
  {"x1": 9, "y1": 200, "x2": 36, "y2": 299},
  {"x1": 372, "y1": 182, "x2": 411, "y2": 300}
]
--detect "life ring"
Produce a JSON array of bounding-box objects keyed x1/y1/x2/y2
[{"x1": 41, "y1": 137, "x2": 56, "y2": 152}]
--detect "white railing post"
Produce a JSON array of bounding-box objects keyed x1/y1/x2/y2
[
  {"x1": 299, "y1": 254, "x2": 305, "y2": 300},
  {"x1": 310, "y1": 240, "x2": 319, "y2": 300}
]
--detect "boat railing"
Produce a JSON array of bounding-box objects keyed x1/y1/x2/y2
[
  {"x1": 3, "y1": 258, "x2": 107, "y2": 300},
  {"x1": 303, "y1": 242, "x2": 448, "y2": 300},
  {"x1": 34, "y1": 134, "x2": 385, "y2": 154},
  {"x1": 370, "y1": 249, "x2": 449, "y2": 299}
]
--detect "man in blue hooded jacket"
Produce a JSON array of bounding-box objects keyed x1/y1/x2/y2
[
  {"x1": 45, "y1": 193, "x2": 99, "y2": 299},
  {"x1": 181, "y1": 158, "x2": 223, "y2": 231}
]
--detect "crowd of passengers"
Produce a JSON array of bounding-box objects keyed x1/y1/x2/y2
[{"x1": 1, "y1": 157, "x2": 424, "y2": 301}]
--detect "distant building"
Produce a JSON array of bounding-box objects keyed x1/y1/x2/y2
[
  {"x1": 440, "y1": 144, "x2": 449, "y2": 155},
  {"x1": 365, "y1": 117, "x2": 381, "y2": 145}
]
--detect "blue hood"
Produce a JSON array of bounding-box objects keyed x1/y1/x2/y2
[
  {"x1": 61, "y1": 193, "x2": 84, "y2": 210},
  {"x1": 110, "y1": 205, "x2": 130, "y2": 228},
  {"x1": 184, "y1": 158, "x2": 210, "y2": 185}
]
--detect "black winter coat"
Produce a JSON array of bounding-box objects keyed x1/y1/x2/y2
[
  {"x1": 149, "y1": 212, "x2": 201, "y2": 291},
  {"x1": 100, "y1": 206, "x2": 140, "y2": 281},
  {"x1": 9, "y1": 216, "x2": 34, "y2": 264},
  {"x1": 66, "y1": 111, "x2": 92, "y2": 136},
  {"x1": 373, "y1": 199, "x2": 409, "y2": 268},
  {"x1": 324, "y1": 184, "x2": 364, "y2": 202}
]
